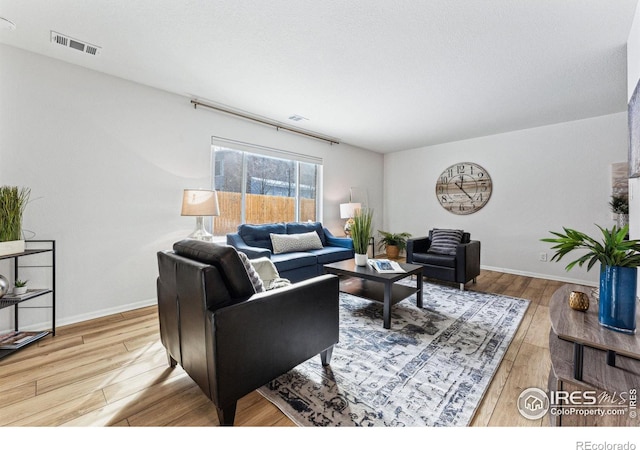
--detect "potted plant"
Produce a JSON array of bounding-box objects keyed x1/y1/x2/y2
[
  {"x1": 350, "y1": 208, "x2": 373, "y2": 266},
  {"x1": 377, "y1": 230, "x2": 412, "y2": 259},
  {"x1": 13, "y1": 279, "x2": 28, "y2": 295},
  {"x1": 541, "y1": 224, "x2": 640, "y2": 334},
  {"x1": 0, "y1": 186, "x2": 30, "y2": 256},
  {"x1": 609, "y1": 194, "x2": 629, "y2": 229}
]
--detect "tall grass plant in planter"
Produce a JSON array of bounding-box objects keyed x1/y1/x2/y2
[
  {"x1": 351, "y1": 208, "x2": 373, "y2": 266},
  {"x1": 0, "y1": 186, "x2": 30, "y2": 256},
  {"x1": 542, "y1": 225, "x2": 640, "y2": 334}
]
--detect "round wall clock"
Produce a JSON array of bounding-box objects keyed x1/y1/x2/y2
[{"x1": 435, "y1": 162, "x2": 492, "y2": 215}]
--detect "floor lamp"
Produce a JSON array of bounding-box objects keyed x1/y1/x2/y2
[{"x1": 181, "y1": 189, "x2": 220, "y2": 242}]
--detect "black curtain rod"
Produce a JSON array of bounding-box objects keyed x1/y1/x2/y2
[{"x1": 190, "y1": 100, "x2": 340, "y2": 146}]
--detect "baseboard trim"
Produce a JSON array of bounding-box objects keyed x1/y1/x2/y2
[
  {"x1": 0, "y1": 297, "x2": 158, "y2": 335},
  {"x1": 480, "y1": 265, "x2": 598, "y2": 288}
]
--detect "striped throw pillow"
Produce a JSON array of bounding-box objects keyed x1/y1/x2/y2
[
  {"x1": 237, "y1": 251, "x2": 265, "y2": 293},
  {"x1": 428, "y1": 229, "x2": 463, "y2": 255}
]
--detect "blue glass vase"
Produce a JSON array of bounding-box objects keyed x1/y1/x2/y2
[{"x1": 599, "y1": 265, "x2": 637, "y2": 334}]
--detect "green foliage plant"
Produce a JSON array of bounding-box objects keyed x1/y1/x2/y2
[
  {"x1": 541, "y1": 224, "x2": 640, "y2": 272},
  {"x1": 0, "y1": 186, "x2": 30, "y2": 242},
  {"x1": 14, "y1": 279, "x2": 28, "y2": 287},
  {"x1": 377, "y1": 230, "x2": 412, "y2": 252},
  {"x1": 351, "y1": 208, "x2": 374, "y2": 255}
]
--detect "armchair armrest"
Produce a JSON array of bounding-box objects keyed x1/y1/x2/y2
[
  {"x1": 211, "y1": 274, "x2": 340, "y2": 406},
  {"x1": 226, "y1": 233, "x2": 271, "y2": 259},
  {"x1": 456, "y1": 240, "x2": 481, "y2": 281},
  {"x1": 323, "y1": 228, "x2": 354, "y2": 249}
]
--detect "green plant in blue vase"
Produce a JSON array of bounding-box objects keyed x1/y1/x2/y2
[{"x1": 541, "y1": 224, "x2": 640, "y2": 334}]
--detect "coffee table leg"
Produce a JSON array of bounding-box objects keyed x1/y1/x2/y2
[
  {"x1": 416, "y1": 273, "x2": 423, "y2": 308},
  {"x1": 384, "y1": 282, "x2": 392, "y2": 329}
]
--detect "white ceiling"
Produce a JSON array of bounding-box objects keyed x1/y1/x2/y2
[{"x1": 0, "y1": 0, "x2": 638, "y2": 153}]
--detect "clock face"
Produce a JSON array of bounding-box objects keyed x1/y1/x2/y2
[{"x1": 436, "y1": 162, "x2": 492, "y2": 215}]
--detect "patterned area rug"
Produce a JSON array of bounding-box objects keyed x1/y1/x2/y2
[{"x1": 257, "y1": 280, "x2": 530, "y2": 426}]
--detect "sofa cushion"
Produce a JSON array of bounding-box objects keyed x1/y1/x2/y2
[
  {"x1": 271, "y1": 252, "x2": 317, "y2": 272},
  {"x1": 238, "y1": 223, "x2": 286, "y2": 251},
  {"x1": 428, "y1": 229, "x2": 463, "y2": 255},
  {"x1": 286, "y1": 221, "x2": 327, "y2": 246},
  {"x1": 307, "y1": 246, "x2": 354, "y2": 264},
  {"x1": 237, "y1": 252, "x2": 265, "y2": 293},
  {"x1": 411, "y1": 252, "x2": 457, "y2": 268},
  {"x1": 271, "y1": 231, "x2": 323, "y2": 254}
]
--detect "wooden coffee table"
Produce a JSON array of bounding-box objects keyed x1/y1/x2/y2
[{"x1": 323, "y1": 259, "x2": 423, "y2": 329}]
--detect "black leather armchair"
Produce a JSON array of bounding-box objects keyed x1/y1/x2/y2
[
  {"x1": 406, "y1": 230, "x2": 481, "y2": 290},
  {"x1": 156, "y1": 239, "x2": 339, "y2": 426}
]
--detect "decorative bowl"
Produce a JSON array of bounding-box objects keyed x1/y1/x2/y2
[{"x1": 569, "y1": 291, "x2": 590, "y2": 311}]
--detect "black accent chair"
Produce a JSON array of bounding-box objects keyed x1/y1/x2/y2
[
  {"x1": 156, "y1": 239, "x2": 339, "y2": 426},
  {"x1": 406, "y1": 230, "x2": 481, "y2": 290}
]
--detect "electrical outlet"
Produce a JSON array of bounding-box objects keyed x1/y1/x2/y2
[{"x1": 539, "y1": 252, "x2": 547, "y2": 262}]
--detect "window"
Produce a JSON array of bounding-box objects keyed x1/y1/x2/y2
[{"x1": 211, "y1": 139, "x2": 322, "y2": 236}]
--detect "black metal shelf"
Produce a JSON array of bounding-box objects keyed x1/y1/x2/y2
[
  {"x1": 0, "y1": 240, "x2": 55, "y2": 360},
  {"x1": 0, "y1": 288, "x2": 53, "y2": 307}
]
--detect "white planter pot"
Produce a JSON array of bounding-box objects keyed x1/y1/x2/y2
[
  {"x1": 354, "y1": 253, "x2": 368, "y2": 267},
  {"x1": 0, "y1": 240, "x2": 25, "y2": 257},
  {"x1": 12, "y1": 286, "x2": 27, "y2": 295}
]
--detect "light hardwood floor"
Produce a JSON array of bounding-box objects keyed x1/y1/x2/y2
[{"x1": 0, "y1": 269, "x2": 576, "y2": 427}]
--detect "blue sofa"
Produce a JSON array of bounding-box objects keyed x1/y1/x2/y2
[{"x1": 226, "y1": 222, "x2": 354, "y2": 282}]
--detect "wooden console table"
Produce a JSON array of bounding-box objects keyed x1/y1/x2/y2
[{"x1": 548, "y1": 284, "x2": 640, "y2": 426}]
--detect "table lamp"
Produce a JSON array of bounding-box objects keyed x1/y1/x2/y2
[
  {"x1": 339, "y1": 202, "x2": 361, "y2": 236},
  {"x1": 181, "y1": 189, "x2": 220, "y2": 242}
]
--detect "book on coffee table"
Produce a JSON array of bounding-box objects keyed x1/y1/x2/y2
[{"x1": 368, "y1": 259, "x2": 406, "y2": 273}]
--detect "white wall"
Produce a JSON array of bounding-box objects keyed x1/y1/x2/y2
[
  {"x1": 0, "y1": 43, "x2": 384, "y2": 330},
  {"x1": 384, "y1": 113, "x2": 628, "y2": 286}
]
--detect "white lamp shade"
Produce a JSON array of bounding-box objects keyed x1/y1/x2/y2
[
  {"x1": 340, "y1": 202, "x2": 361, "y2": 219},
  {"x1": 181, "y1": 189, "x2": 220, "y2": 216}
]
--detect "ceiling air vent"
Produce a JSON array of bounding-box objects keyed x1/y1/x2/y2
[{"x1": 50, "y1": 31, "x2": 101, "y2": 56}]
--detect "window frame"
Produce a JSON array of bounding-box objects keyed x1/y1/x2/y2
[{"x1": 211, "y1": 137, "x2": 323, "y2": 233}]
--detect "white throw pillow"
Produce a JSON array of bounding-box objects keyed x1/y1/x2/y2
[
  {"x1": 270, "y1": 231, "x2": 323, "y2": 254},
  {"x1": 249, "y1": 257, "x2": 291, "y2": 291},
  {"x1": 249, "y1": 257, "x2": 280, "y2": 282}
]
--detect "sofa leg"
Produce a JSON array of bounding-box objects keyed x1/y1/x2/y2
[
  {"x1": 473, "y1": 277, "x2": 477, "y2": 284},
  {"x1": 166, "y1": 349, "x2": 177, "y2": 368},
  {"x1": 216, "y1": 403, "x2": 237, "y2": 426},
  {"x1": 320, "y1": 345, "x2": 334, "y2": 366},
  {"x1": 459, "y1": 282, "x2": 465, "y2": 291}
]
